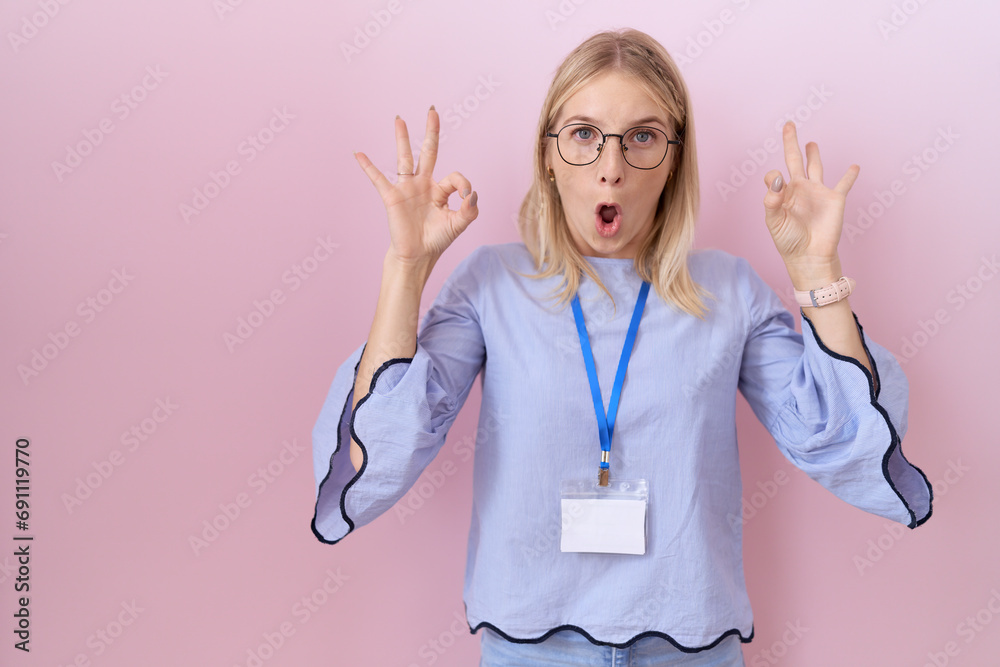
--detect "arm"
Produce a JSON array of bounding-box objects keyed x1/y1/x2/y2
[
  {"x1": 311, "y1": 248, "x2": 487, "y2": 544},
  {"x1": 785, "y1": 260, "x2": 877, "y2": 394},
  {"x1": 349, "y1": 254, "x2": 434, "y2": 472},
  {"x1": 349, "y1": 106, "x2": 479, "y2": 471},
  {"x1": 311, "y1": 106, "x2": 482, "y2": 543},
  {"x1": 747, "y1": 121, "x2": 929, "y2": 526},
  {"x1": 737, "y1": 258, "x2": 931, "y2": 527},
  {"x1": 763, "y1": 121, "x2": 873, "y2": 385}
]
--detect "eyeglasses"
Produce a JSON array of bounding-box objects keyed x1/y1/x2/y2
[{"x1": 545, "y1": 123, "x2": 681, "y2": 170}]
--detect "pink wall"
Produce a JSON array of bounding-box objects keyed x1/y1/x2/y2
[{"x1": 1, "y1": 1, "x2": 997, "y2": 665}]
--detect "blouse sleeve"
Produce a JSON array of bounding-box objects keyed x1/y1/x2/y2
[
  {"x1": 310, "y1": 249, "x2": 488, "y2": 544},
  {"x1": 735, "y1": 258, "x2": 932, "y2": 528}
]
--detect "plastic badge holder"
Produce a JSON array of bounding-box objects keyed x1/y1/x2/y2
[{"x1": 559, "y1": 478, "x2": 648, "y2": 555}]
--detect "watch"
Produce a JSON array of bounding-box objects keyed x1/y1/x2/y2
[{"x1": 794, "y1": 276, "x2": 855, "y2": 308}]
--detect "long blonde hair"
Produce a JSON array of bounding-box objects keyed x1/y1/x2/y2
[{"x1": 516, "y1": 28, "x2": 714, "y2": 319}]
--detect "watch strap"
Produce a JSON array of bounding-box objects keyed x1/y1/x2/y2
[{"x1": 794, "y1": 276, "x2": 855, "y2": 308}]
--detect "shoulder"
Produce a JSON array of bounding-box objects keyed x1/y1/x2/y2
[
  {"x1": 469, "y1": 242, "x2": 534, "y2": 268},
  {"x1": 448, "y1": 242, "x2": 535, "y2": 282},
  {"x1": 689, "y1": 247, "x2": 776, "y2": 286},
  {"x1": 687, "y1": 247, "x2": 786, "y2": 317},
  {"x1": 687, "y1": 247, "x2": 750, "y2": 288},
  {"x1": 435, "y1": 242, "x2": 534, "y2": 301}
]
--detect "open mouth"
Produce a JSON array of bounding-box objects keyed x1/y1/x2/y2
[{"x1": 595, "y1": 202, "x2": 622, "y2": 237}]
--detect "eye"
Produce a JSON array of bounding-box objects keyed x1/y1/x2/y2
[
  {"x1": 571, "y1": 126, "x2": 597, "y2": 142},
  {"x1": 630, "y1": 129, "x2": 656, "y2": 145}
]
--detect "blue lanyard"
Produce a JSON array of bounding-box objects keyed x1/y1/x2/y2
[{"x1": 570, "y1": 280, "x2": 651, "y2": 472}]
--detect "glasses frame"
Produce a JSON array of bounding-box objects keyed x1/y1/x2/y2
[{"x1": 545, "y1": 122, "x2": 682, "y2": 170}]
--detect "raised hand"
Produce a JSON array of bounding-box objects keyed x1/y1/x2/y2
[
  {"x1": 762, "y1": 121, "x2": 860, "y2": 281},
  {"x1": 353, "y1": 106, "x2": 479, "y2": 269},
  {"x1": 760, "y1": 121, "x2": 875, "y2": 383}
]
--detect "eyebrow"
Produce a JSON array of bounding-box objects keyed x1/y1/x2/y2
[{"x1": 561, "y1": 114, "x2": 669, "y2": 130}]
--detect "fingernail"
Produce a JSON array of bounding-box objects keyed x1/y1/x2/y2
[
  {"x1": 770, "y1": 175, "x2": 784, "y2": 192},
  {"x1": 469, "y1": 191, "x2": 478, "y2": 207},
  {"x1": 430, "y1": 104, "x2": 436, "y2": 111},
  {"x1": 395, "y1": 114, "x2": 401, "y2": 119}
]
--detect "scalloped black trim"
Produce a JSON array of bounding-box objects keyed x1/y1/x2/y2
[
  {"x1": 471, "y1": 620, "x2": 753, "y2": 652},
  {"x1": 800, "y1": 311, "x2": 933, "y2": 529},
  {"x1": 310, "y1": 345, "x2": 415, "y2": 544}
]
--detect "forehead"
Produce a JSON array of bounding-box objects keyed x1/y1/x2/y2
[{"x1": 556, "y1": 71, "x2": 667, "y2": 128}]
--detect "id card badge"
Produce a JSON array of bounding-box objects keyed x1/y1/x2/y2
[{"x1": 559, "y1": 479, "x2": 648, "y2": 555}]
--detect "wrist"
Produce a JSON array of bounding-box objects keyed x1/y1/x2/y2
[
  {"x1": 784, "y1": 257, "x2": 843, "y2": 292},
  {"x1": 383, "y1": 250, "x2": 436, "y2": 288}
]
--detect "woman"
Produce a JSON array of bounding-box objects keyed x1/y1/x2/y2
[{"x1": 311, "y1": 28, "x2": 932, "y2": 666}]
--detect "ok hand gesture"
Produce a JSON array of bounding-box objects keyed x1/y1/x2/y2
[
  {"x1": 353, "y1": 106, "x2": 479, "y2": 269},
  {"x1": 763, "y1": 121, "x2": 860, "y2": 283}
]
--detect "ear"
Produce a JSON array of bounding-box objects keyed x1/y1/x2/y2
[{"x1": 665, "y1": 151, "x2": 679, "y2": 179}]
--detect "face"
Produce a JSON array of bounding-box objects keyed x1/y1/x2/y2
[{"x1": 546, "y1": 71, "x2": 676, "y2": 259}]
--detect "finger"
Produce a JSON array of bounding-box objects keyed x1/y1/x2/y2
[
  {"x1": 395, "y1": 115, "x2": 414, "y2": 175},
  {"x1": 451, "y1": 190, "x2": 480, "y2": 233},
  {"x1": 805, "y1": 142, "x2": 823, "y2": 183},
  {"x1": 762, "y1": 169, "x2": 786, "y2": 213},
  {"x1": 354, "y1": 150, "x2": 393, "y2": 200},
  {"x1": 782, "y1": 121, "x2": 806, "y2": 180},
  {"x1": 437, "y1": 171, "x2": 473, "y2": 202},
  {"x1": 415, "y1": 106, "x2": 440, "y2": 178},
  {"x1": 833, "y1": 164, "x2": 860, "y2": 197}
]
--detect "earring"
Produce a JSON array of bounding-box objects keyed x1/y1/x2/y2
[
  {"x1": 548, "y1": 167, "x2": 555, "y2": 182},
  {"x1": 668, "y1": 170, "x2": 674, "y2": 180}
]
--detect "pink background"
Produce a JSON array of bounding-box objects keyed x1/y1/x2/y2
[{"x1": 1, "y1": 1, "x2": 997, "y2": 665}]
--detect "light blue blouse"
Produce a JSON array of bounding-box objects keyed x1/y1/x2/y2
[{"x1": 311, "y1": 242, "x2": 932, "y2": 650}]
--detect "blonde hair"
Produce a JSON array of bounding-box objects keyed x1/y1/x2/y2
[{"x1": 516, "y1": 28, "x2": 714, "y2": 319}]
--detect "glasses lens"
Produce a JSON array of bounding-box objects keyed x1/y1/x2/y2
[
  {"x1": 557, "y1": 124, "x2": 602, "y2": 166},
  {"x1": 622, "y1": 127, "x2": 668, "y2": 169}
]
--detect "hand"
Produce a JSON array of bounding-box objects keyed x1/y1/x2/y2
[
  {"x1": 762, "y1": 121, "x2": 860, "y2": 285},
  {"x1": 353, "y1": 106, "x2": 479, "y2": 269}
]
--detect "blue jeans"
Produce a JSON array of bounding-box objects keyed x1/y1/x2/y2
[{"x1": 479, "y1": 628, "x2": 746, "y2": 666}]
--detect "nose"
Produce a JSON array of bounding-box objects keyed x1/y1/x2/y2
[{"x1": 596, "y1": 136, "x2": 626, "y2": 184}]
